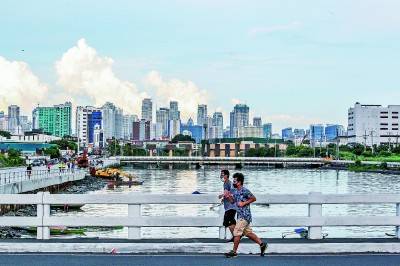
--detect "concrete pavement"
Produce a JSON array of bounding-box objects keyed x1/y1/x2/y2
[{"x1": 0, "y1": 254, "x2": 399, "y2": 266}]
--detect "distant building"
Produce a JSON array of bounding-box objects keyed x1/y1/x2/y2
[
  {"x1": 262, "y1": 123, "x2": 272, "y2": 139},
  {"x1": 32, "y1": 102, "x2": 72, "y2": 138},
  {"x1": 253, "y1": 117, "x2": 262, "y2": 127},
  {"x1": 310, "y1": 124, "x2": 325, "y2": 147},
  {"x1": 88, "y1": 111, "x2": 102, "y2": 145},
  {"x1": 210, "y1": 112, "x2": 224, "y2": 139},
  {"x1": 230, "y1": 104, "x2": 249, "y2": 138},
  {"x1": 282, "y1": 127, "x2": 294, "y2": 141},
  {"x1": 293, "y1": 128, "x2": 306, "y2": 139},
  {"x1": 141, "y1": 98, "x2": 153, "y2": 122},
  {"x1": 133, "y1": 119, "x2": 150, "y2": 141},
  {"x1": 237, "y1": 126, "x2": 263, "y2": 138},
  {"x1": 76, "y1": 106, "x2": 101, "y2": 148},
  {"x1": 8, "y1": 105, "x2": 20, "y2": 134},
  {"x1": 168, "y1": 119, "x2": 181, "y2": 139},
  {"x1": 123, "y1": 114, "x2": 138, "y2": 140},
  {"x1": 169, "y1": 101, "x2": 180, "y2": 121},
  {"x1": 197, "y1": 104, "x2": 208, "y2": 126},
  {"x1": 101, "y1": 102, "x2": 123, "y2": 141},
  {"x1": 325, "y1": 124, "x2": 345, "y2": 141},
  {"x1": 181, "y1": 124, "x2": 203, "y2": 143},
  {"x1": 156, "y1": 107, "x2": 170, "y2": 137},
  {"x1": 348, "y1": 102, "x2": 400, "y2": 145}
]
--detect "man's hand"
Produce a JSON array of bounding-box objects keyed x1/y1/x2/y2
[{"x1": 237, "y1": 201, "x2": 246, "y2": 207}]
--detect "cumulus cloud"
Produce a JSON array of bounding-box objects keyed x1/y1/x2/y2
[
  {"x1": 248, "y1": 21, "x2": 302, "y2": 36},
  {"x1": 55, "y1": 39, "x2": 146, "y2": 114},
  {"x1": 0, "y1": 56, "x2": 49, "y2": 114},
  {"x1": 146, "y1": 71, "x2": 209, "y2": 121}
]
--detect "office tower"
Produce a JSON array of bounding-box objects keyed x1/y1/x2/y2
[
  {"x1": 32, "y1": 102, "x2": 72, "y2": 137},
  {"x1": 253, "y1": 117, "x2": 262, "y2": 127},
  {"x1": 7, "y1": 105, "x2": 20, "y2": 134},
  {"x1": 169, "y1": 101, "x2": 180, "y2": 120},
  {"x1": 156, "y1": 107, "x2": 170, "y2": 137},
  {"x1": 141, "y1": 98, "x2": 153, "y2": 122},
  {"x1": 197, "y1": 104, "x2": 208, "y2": 126},
  {"x1": 76, "y1": 106, "x2": 101, "y2": 147},
  {"x1": 229, "y1": 104, "x2": 249, "y2": 138},
  {"x1": 263, "y1": 123, "x2": 272, "y2": 139}
]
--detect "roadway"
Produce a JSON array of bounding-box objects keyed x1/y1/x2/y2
[{"x1": 0, "y1": 254, "x2": 399, "y2": 266}]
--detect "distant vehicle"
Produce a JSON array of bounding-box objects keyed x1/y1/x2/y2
[{"x1": 31, "y1": 159, "x2": 43, "y2": 167}]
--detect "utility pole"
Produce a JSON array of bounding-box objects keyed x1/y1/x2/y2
[
  {"x1": 388, "y1": 131, "x2": 392, "y2": 152},
  {"x1": 362, "y1": 130, "x2": 368, "y2": 151}
]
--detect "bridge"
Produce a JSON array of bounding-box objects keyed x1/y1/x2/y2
[
  {"x1": 114, "y1": 156, "x2": 400, "y2": 169},
  {"x1": 0, "y1": 169, "x2": 86, "y2": 194},
  {"x1": 1, "y1": 192, "x2": 400, "y2": 255}
]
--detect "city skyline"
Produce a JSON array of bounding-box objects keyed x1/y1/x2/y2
[{"x1": 2, "y1": 1, "x2": 400, "y2": 131}]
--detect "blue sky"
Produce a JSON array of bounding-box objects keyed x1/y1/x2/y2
[{"x1": 1, "y1": 0, "x2": 400, "y2": 132}]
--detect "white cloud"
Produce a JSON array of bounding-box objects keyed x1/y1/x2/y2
[
  {"x1": 55, "y1": 39, "x2": 147, "y2": 115},
  {"x1": 145, "y1": 71, "x2": 209, "y2": 121},
  {"x1": 0, "y1": 56, "x2": 49, "y2": 114},
  {"x1": 248, "y1": 21, "x2": 302, "y2": 36}
]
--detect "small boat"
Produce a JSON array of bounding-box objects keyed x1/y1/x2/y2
[{"x1": 107, "y1": 180, "x2": 144, "y2": 186}]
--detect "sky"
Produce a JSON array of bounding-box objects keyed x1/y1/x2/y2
[{"x1": 1, "y1": 0, "x2": 400, "y2": 133}]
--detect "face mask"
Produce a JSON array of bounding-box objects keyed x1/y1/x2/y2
[{"x1": 233, "y1": 183, "x2": 238, "y2": 188}]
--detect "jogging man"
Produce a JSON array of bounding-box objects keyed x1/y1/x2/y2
[
  {"x1": 218, "y1": 169, "x2": 236, "y2": 241},
  {"x1": 225, "y1": 172, "x2": 267, "y2": 258}
]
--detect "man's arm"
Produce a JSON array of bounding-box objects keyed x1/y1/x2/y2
[{"x1": 237, "y1": 196, "x2": 256, "y2": 207}]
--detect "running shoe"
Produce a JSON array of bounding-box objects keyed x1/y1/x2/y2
[{"x1": 224, "y1": 250, "x2": 238, "y2": 258}]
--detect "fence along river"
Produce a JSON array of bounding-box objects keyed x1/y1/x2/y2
[{"x1": 50, "y1": 167, "x2": 400, "y2": 239}]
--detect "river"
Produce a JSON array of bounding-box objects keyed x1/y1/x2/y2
[{"x1": 54, "y1": 167, "x2": 400, "y2": 239}]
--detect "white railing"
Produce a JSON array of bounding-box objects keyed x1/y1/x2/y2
[
  {"x1": 2, "y1": 192, "x2": 400, "y2": 240},
  {"x1": 117, "y1": 156, "x2": 326, "y2": 163},
  {"x1": 0, "y1": 169, "x2": 85, "y2": 186}
]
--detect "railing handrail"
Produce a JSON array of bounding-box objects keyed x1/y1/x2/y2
[{"x1": 2, "y1": 192, "x2": 400, "y2": 240}]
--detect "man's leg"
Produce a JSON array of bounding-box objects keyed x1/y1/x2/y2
[
  {"x1": 233, "y1": 235, "x2": 241, "y2": 252},
  {"x1": 246, "y1": 232, "x2": 262, "y2": 245}
]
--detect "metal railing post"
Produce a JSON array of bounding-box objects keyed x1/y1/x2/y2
[
  {"x1": 36, "y1": 192, "x2": 44, "y2": 239},
  {"x1": 218, "y1": 204, "x2": 226, "y2": 239},
  {"x1": 128, "y1": 204, "x2": 141, "y2": 239},
  {"x1": 43, "y1": 192, "x2": 51, "y2": 239},
  {"x1": 308, "y1": 192, "x2": 322, "y2": 239},
  {"x1": 396, "y1": 203, "x2": 400, "y2": 239}
]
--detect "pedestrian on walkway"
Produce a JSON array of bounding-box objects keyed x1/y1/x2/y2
[
  {"x1": 218, "y1": 169, "x2": 236, "y2": 241},
  {"x1": 225, "y1": 172, "x2": 267, "y2": 258},
  {"x1": 26, "y1": 164, "x2": 32, "y2": 179}
]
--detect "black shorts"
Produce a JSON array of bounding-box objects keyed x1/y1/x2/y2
[{"x1": 223, "y1": 209, "x2": 237, "y2": 227}]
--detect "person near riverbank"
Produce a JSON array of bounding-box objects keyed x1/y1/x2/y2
[
  {"x1": 26, "y1": 164, "x2": 32, "y2": 179},
  {"x1": 218, "y1": 169, "x2": 236, "y2": 242},
  {"x1": 225, "y1": 172, "x2": 267, "y2": 258}
]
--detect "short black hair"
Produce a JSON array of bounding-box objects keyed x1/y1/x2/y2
[
  {"x1": 233, "y1": 172, "x2": 244, "y2": 185},
  {"x1": 221, "y1": 169, "x2": 230, "y2": 177}
]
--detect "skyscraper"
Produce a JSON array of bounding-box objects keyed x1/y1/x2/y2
[
  {"x1": 262, "y1": 123, "x2": 272, "y2": 139},
  {"x1": 141, "y1": 98, "x2": 153, "y2": 122},
  {"x1": 32, "y1": 102, "x2": 72, "y2": 137},
  {"x1": 7, "y1": 105, "x2": 20, "y2": 134},
  {"x1": 156, "y1": 107, "x2": 170, "y2": 137},
  {"x1": 211, "y1": 112, "x2": 224, "y2": 139},
  {"x1": 282, "y1": 127, "x2": 294, "y2": 140},
  {"x1": 76, "y1": 106, "x2": 101, "y2": 148},
  {"x1": 229, "y1": 104, "x2": 249, "y2": 138},
  {"x1": 310, "y1": 124, "x2": 325, "y2": 147},
  {"x1": 123, "y1": 114, "x2": 138, "y2": 140},
  {"x1": 169, "y1": 101, "x2": 180, "y2": 120},
  {"x1": 253, "y1": 117, "x2": 262, "y2": 127},
  {"x1": 197, "y1": 104, "x2": 207, "y2": 126}
]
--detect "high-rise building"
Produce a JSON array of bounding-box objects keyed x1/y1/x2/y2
[
  {"x1": 187, "y1": 118, "x2": 194, "y2": 126},
  {"x1": 168, "y1": 119, "x2": 181, "y2": 139},
  {"x1": 123, "y1": 114, "x2": 138, "y2": 140},
  {"x1": 101, "y1": 102, "x2": 117, "y2": 141},
  {"x1": 236, "y1": 126, "x2": 263, "y2": 138},
  {"x1": 32, "y1": 102, "x2": 72, "y2": 137},
  {"x1": 133, "y1": 119, "x2": 151, "y2": 141},
  {"x1": 19, "y1": 116, "x2": 32, "y2": 132},
  {"x1": 197, "y1": 104, "x2": 208, "y2": 126},
  {"x1": 156, "y1": 107, "x2": 170, "y2": 137},
  {"x1": 282, "y1": 127, "x2": 294, "y2": 141},
  {"x1": 211, "y1": 112, "x2": 224, "y2": 139},
  {"x1": 348, "y1": 102, "x2": 400, "y2": 146},
  {"x1": 141, "y1": 98, "x2": 153, "y2": 122},
  {"x1": 169, "y1": 101, "x2": 180, "y2": 120},
  {"x1": 88, "y1": 111, "x2": 102, "y2": 145},
  {"x1": 263, "y1": 123, "x2": 272, "y2": 139},
  {"x1": 0, "y1": 111, "x2": 7, "y2": 131},
  {"x1": 76, "y1": 106, "x2": 101, "y2": 148},
  {"x1": 114, "y1": 107, "x2": 124, "y2": 140},
  {"x1": 310, "y1": 124, "x2": 325, "y2": 147},
  {"x1": 7, "y1": 105, "x2": 20, "y2": 134},
  {"x1": 181, "y1": 123, "x2": 203, "y2": 143},
  {"x1": 293, "y1": 128, "x2": 306, "y2": 139},
  {"x1": 325, "y1": 124, "x2": 345, "y2": 141},
  {"x1": 253, "y1": 117, "x2": 262, "y2": 127},
  {"x1": 230, "y1": 104, "x2": 249, "y2": 138}
]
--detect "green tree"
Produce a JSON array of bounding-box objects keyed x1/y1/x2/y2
[
  {"x1": 0, "y1": 130, "x2": 11, "y2": 139},
  {"x1": 43, "y1": 146, "x2": 61, "y2": 159},
  {"x1": 49, "y1": 139, "x2": 77, "y2": 151}
]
